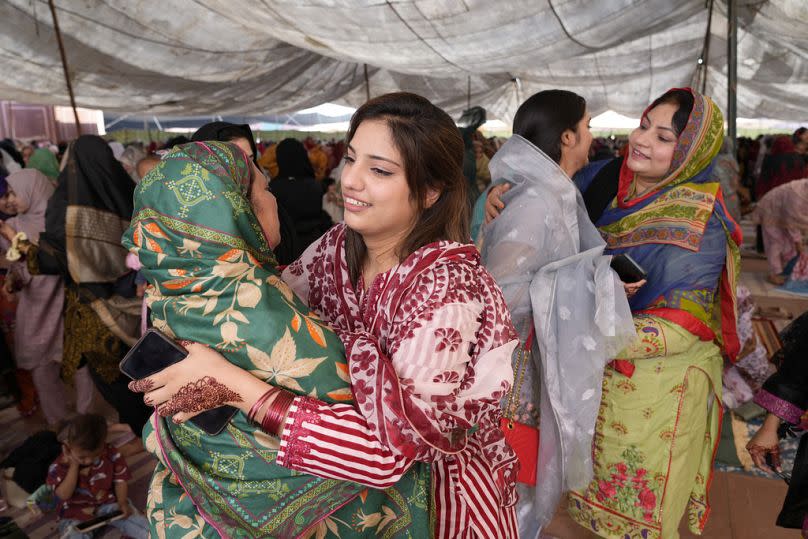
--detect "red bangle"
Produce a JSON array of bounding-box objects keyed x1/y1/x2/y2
[
  {"x1": 261, "y1": 390, "x2": 296, "y2": 435},
  {"x1": 247, "y1": 387, "x2": 278, "y2": 423}
]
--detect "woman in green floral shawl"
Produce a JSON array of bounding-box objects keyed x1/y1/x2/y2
[
  {"x1": 27, "y1": 148, "x2": 60, "y2": 184},
  {"x1": 121, "y1": 141, "x2": 429, "y2": 538}
]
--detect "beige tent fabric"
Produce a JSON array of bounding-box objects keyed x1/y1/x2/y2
[{"x1": 0, "y1": 0, "x2": 805, "y2": 122}]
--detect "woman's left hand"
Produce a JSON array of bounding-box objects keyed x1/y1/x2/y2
[
  {"x1": 128, "y1": 343, "x2": 245, "y2": 421},
  {"x1": 0, "y1": 221, "x2": 15, "y2": 242},
  {"x1": 746, "y1": 413, "x2": 782, "y2": 472},
  {"x1": 622, "y1": 279, "x2": 646, "y2": 299}
]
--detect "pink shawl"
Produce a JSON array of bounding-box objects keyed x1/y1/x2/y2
[
  {"x1": 5, "y1": 169, "x2": 55, "y2": 242},
  {"x1": 752, "y1": 178, "x2": 808, "y2": 230},
  {"x1": 3, "y1": 170, "x2": 63, "y2": 369}
]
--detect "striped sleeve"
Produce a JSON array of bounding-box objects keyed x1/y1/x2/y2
[{"x1": 276, "y1": 396, "x2": 415, "y2": 489}]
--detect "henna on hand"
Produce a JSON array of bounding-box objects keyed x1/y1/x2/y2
[
  {"x1": 747, "y1": 442, "x2": 781, "y2": 470},
  {"x1": 128, "y1": 379, "x2": 155, "y2": 393},
  {"x1": 157, "y1": 376, "x2": 242, "y2": 417}
]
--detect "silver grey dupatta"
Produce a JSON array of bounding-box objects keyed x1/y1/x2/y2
[{"x1": 480, "y1": 135, "x2": 635, "y2": 538}]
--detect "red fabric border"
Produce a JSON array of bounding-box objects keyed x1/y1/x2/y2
[{"x1": 635, "y1": 307, "x2": 716, "y2": 342}]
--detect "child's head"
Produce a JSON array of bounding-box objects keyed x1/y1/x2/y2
[{"x1": 59, "y1": 414, "x2": 107, "y2": 466}]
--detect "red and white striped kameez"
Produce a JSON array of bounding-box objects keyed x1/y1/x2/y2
[{"x1": 280, "y1": 224, "x2": 519, "y2": 538}]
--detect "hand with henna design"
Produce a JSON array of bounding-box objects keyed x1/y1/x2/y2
[
  {"x1": 746, "y1": 413, "x2": 782, "y2": 473},
  {"x1": 155, "y1": 376, "x2": 242, "y2": 417},
  {"x1": 128, "y1": 343, "x2": 246, "y2": 421},
  {"x1": 128, "y1": 342, "x2": 295, "y2": 432}
]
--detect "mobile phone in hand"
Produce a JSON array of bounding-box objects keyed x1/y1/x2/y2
[
  {"x1": 610, "y1": 253, "x2": 648, "y2": 284},
  {"x1": 765, "y1": 453, "x2": 791, "y2": 484},
  {"x1": 119, "y1": 329, "x2": 237, "y2": 435},
  {"x1": 73, "y1": 510, "x2": 124, "y2": 532}
]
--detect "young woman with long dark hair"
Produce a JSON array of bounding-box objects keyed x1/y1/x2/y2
[{"x1": 479, "y1": 89, "x2": 636, "y2": 538}]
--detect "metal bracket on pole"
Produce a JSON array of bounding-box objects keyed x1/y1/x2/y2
[{"x1": 511, "y1": 76, "x2": 522, "y2": 107}]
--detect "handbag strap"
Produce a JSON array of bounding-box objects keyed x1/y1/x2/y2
[{"x1": 503, "y1": 327, "x2": 535, "y2": 426}]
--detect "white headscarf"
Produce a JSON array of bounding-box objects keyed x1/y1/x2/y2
[{"x1": 108, "y1": 141, "x2": 125, "y2": 161}]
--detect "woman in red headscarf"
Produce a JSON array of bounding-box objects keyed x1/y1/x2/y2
[{"x1": 756, "y1": 135, "x2": 808, "y2": 200}]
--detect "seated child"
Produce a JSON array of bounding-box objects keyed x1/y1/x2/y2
[{"x1": 46, "y1": 414, "x2": 148, "y2": 539}]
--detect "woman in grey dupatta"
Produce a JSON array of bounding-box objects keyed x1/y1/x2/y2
[{"x1": 479, "y1": 90, "x2": 636, "y2": 538}]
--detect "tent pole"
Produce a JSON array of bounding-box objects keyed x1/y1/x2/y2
[
  {"x1": 699, "y1": 0, "x2": 714, "y2": 94},
  {"x1": 727, "y1": 0, "x2": 737, "y2": 154},
  {"x1": 363, "y1": 64, "x2": 371, "y2": 101},
  {"x1": 47, "y1": 0, "x2": 81, "y2": 135}
]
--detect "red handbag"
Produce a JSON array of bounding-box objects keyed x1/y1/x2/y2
[{"x1": 501, "y1": 330, "x2": 540, "y2": 486}]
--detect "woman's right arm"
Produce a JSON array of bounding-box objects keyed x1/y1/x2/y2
[
  {"x1": 132, "y1": 343, "x2": 421, "y2": 489},
  {"x1": 278, "y1": 319, "x2": 513, "y2": 488},
  {"x1": 134, "y1": 299, "x2": 512, "y2": 489},
  {"x1": 276, "y1": 397, "x2": 417, "y2": 489}
]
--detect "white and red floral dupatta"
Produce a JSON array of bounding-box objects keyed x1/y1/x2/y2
[{"x1": 283, "y1": 224, "x2": 520, "y2": 537}]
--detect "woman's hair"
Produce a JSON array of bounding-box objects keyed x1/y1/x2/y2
[
  {"x1": 275, "y1": 138, "x2": 315, "y2": 179},
  {"x1": 512, "y1": 90, "x2": 587, "y2": 164},
  {"x1": 58, "y1": 414, "x2": 108, "y2": 451},
  {"x1": 191, "y1": 122, "x2": 258, "y2": 166},
  {"x1": 647, "y1": 89, "x2": 695, "y2": 136},
  {"x1": 344, "y1": 92, "x2": 468, "y2": 284}
]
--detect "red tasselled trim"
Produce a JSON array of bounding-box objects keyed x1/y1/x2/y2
[
  {"x1": 719, "y1": 264, "x2": 740, "y2": 363},
  {"x1": 714, "y1": 187, "x2": 743, "y2": 245},
  {"x1": 713, "y1": 187, "x2": 741, "y2": 363}
]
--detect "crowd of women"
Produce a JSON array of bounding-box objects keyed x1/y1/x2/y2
[{"x1": 0, "y1": 85, "x2": 805, "y2": 539}]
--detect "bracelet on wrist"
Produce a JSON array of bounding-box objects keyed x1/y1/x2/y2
[
  {"x1": 261, "y1": 390, "x2": 296, "y2": 435},
  {"x1": 6, "y1": 232, "x2": 28, "y2": 262},
  {"x1": 247, "y1": 387, "x2": 278, "y2": 423}
]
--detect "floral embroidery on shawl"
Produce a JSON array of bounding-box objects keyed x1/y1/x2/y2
[
  {"x1": 600, "y1": 183, "x2": 719, "y2": 252},
  {"x1": 123, "y1": 142, "x2": 366, "y2": 538}
]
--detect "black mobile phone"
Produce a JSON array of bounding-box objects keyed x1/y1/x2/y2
[
  {"x1": 73, "y1": 510, "x2": 124, "y2": 532},
  {"x1": 119, "y1": 329, "x2": 237, "y2": 436},
  {"x1": 765, "y1": 453, "x2": 791, "y2": 484},
  {"x1": 119, "y1": 328, "x2": 188, "y2": 380},
  {"x1": 610, "y1": 253, "x2": 648, "y2": 284}
]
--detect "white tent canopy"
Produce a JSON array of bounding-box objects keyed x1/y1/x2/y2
[{"x1": 1, "y1": 0, "x2": 806, "y2": 124}]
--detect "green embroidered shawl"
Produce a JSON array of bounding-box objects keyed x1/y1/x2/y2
[{"x1": 121, "y1": 141, "x2": 364, "y2": 538}]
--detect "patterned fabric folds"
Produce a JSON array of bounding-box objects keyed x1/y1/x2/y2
[
  {"x1": 122, "y1": 141, "x2": 427, "y2": 538},
  {"x1": 480, "y1": 135, "x2": 635, "y2": 537},
  {"x1": 596, "y1": 88, "x2": 743, "y2": 362}
]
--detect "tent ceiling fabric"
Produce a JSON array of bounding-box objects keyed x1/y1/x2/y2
[{"x1": 1, "y1": 0, "x2": 806, "y2": 123}]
